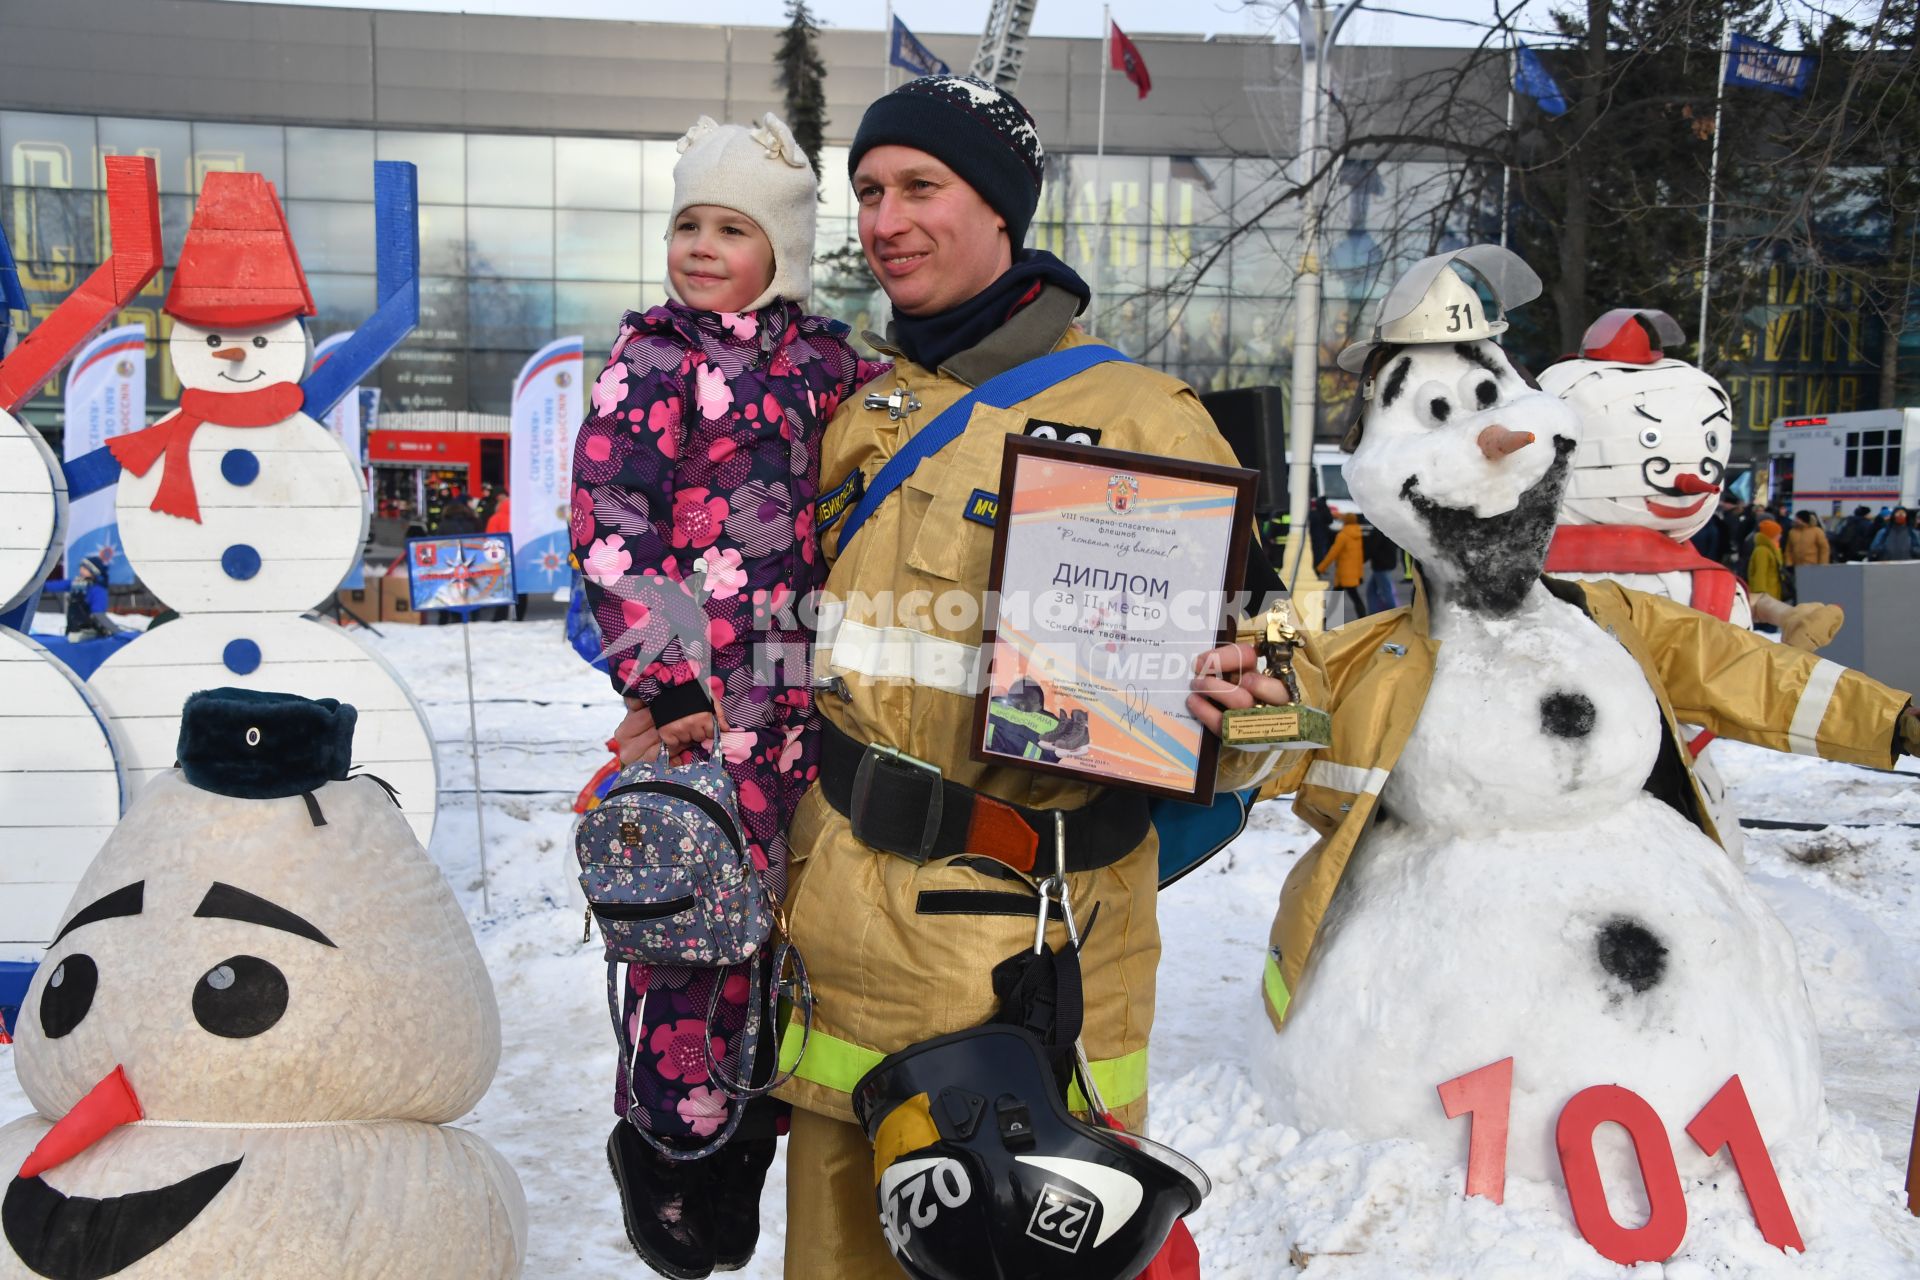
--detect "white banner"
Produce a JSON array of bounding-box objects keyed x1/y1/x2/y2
[
  {"x1": 63, "y1": 323, "x2": 147, "y2": 585},
  {"x1": 313, "y1": 331, "x2": 367, "y2": 588},
  {"x1": 509, "y1": 335, "x2": 583, "y2": 594}
]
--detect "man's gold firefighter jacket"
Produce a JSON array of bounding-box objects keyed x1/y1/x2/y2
[
  {"x1": 776, "y1": 286, "x2": 1276, "y2": 1127},
  {"x1": 1260, "y1": 573, "x2": 1913, "y2": 1029}
]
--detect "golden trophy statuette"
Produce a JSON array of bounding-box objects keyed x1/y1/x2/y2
[{"x1": 1219, "y1": 600, "x2": 1332, "y2": 749}]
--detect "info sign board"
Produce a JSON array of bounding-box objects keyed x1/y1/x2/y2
[{"x1": 405, "y1": 534, "x2": 516, "y2": 615}]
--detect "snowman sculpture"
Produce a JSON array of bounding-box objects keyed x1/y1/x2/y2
[
  {"x1": 0, "y1": 688, "x2": 526, "y2": 1277},
  {"x1": 1259, "y1": 246, "x2": 1913, "y2": 1198},
  {"x1": 0, "y1": 157, "x2": 160, "y2": 966},
  {"x1": 1540, "y1": 309, "x2": 1749, "y2": 623},
  {"x1": 86, "y1": 168, "x2": 439, "y2": 843},
  {"x1": 1538, "y1": 311, "x2": 1847, "y2": 858}
]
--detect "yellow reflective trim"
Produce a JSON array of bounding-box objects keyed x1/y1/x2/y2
[
  {"x1": 778, "y1": 1017, "x2": 882, "y2": 1090},
  {"x1": 777, "y1": 1021, "x2": 1149, "y2": 1112},
  {"x1": 1067, "y1": 1046, "x2": 1149, "y2": 1113},
  {"x1": 1264, "y1": 951, "x2": 1291, "y2": 1022}
]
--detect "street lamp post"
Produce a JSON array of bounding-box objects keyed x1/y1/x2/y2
[{"x1": 1283, "y1": 0, "x2": 1365, "y2": 615}]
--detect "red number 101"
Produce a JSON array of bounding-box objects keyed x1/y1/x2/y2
[{"x1": 1437, "y1": 1060, "x2": 1804, "y2": 1265}]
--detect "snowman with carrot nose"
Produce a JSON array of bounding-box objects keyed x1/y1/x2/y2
[{"x1": 1251, "y1": 245, "x2": 1920, "y2": 1213}]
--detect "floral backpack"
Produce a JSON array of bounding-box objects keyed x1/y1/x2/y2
[{"x1": 575, "y1": 728, "x2": 809, "y2": 1159}]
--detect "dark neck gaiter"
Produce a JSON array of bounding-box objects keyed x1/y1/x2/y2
[{"x1": 890, "y1": 249, "x2": 1091, "y2": 373}]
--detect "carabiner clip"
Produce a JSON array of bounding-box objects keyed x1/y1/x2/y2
[{"x1": 1032, "y1": 874, "x2": 1062, "y2": 956}]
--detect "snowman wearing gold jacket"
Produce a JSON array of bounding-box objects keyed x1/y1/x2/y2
[
  {"x1": 1258, "y1": 247, "x2": 1918, "y2": 1197},
  {"x1": 1538, "y1": 309, "x2": 1845, "y2": 857}
]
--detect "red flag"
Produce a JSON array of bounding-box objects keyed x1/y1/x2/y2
[{"x1": 1111, "y1": 21, "x2": 1151, "y2": 99}]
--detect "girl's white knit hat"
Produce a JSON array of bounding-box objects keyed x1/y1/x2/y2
[{"x1": 664, "y1": 112, "x2": 818, "y2": 312}]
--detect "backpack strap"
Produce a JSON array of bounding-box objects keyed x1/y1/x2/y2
[{"x1": 835, "y1": 343, "x2": 1131, "y2": 551}]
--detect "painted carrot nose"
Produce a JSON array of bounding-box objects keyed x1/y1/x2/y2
[
  {"x1": 211, "y1": 347, "x2": 246, "y2": 362},
  {"x1": 18, "y1": 1065, "x2": 143, "y2": 1179},
  {"x1": 1674, "y1": 474, "x2": 1721, "y2": 495},
  {"x1": 1478, "y1": 426, "x2": 1535, "y2": 461}
]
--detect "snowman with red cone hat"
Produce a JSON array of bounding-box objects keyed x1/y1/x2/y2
[{"x1": 87, "y1": 170, "x2": 439, "y2": 842}]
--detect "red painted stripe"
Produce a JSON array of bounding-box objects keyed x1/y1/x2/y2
[
  {"x1": 72, "y1": 337, "x2": 146, "y2": 384},
  {"x1": 514, "y1": 347, "x2": 583, "y2": 403}
]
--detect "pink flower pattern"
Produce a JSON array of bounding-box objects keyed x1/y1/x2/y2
[
  {"x1": 649, "y1": 1019, "x2": 723, "y2": 1085},
  {"x1": 585, "y1": 299, "x2": 887, "y2": 1142}
]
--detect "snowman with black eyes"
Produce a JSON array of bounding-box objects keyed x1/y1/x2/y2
[
  {"x1": 1259, "y1": 246, "x2": 1853, "y2": 1193},
  {"x1": 87, "y1": 169, "x2": 438, "y2": 842},
  {"x1": 0, "y1": 688, "x2": 526, "y2": 1278},
  {"x1": 1540, "y1": 311, "x2": 1846, "y2": 857}
]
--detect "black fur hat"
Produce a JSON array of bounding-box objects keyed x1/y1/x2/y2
[{"x1": 177, "y1": 688, "x2": 356, "y2": 800}]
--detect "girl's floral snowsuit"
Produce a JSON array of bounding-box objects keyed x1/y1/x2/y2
[{"x1": 573, "y1": 299, "x2": 885, "y2": 1141}]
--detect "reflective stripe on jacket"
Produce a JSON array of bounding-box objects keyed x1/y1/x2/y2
[
  {"x1": 777, "y1": 286, "x2": 1279, "y2": 1127},
  {"x1": 1258, "y1": 572, "x2": 1911, "y2": 1028}
]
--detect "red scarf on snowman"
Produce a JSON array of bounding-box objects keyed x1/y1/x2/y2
[
  {"x1": 1545, "y1": 524, "x2": 1738, "y2": 623},
  {"x1": 108, "y1": 382, "x2": 305, "y2": 523}
]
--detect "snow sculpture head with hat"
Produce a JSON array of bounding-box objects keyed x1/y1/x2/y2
[
  {"x1": 1537, "y1": 309, "x2": 1731, "y2": 537},
  {"x1": 1337, "y1": 245, "x2": 1580, "y2": 614},
  {"x1": 1, "y1": 688, "x2": 525, "y2": 1278}
]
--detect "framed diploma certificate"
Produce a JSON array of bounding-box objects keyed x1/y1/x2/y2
[{"x1": 972, "y1": 435, "x2": 1258, "y2": 804}]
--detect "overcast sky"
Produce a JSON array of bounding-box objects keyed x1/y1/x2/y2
[{"x1": 220, "y1": 0, "x2": 1557, "y2": 49}]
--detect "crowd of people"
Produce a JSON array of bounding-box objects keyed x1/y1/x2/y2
[{"x1": 1697, "y1": 498, "x2": 1916, "y2": 611}]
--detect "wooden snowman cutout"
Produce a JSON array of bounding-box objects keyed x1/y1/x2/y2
[
  {"x1": 0, "y1": 158, "x2": 161, "y2": 967},
  {"x1": 88, "y1": 168, "x2": 439, "y2": 843},
  {"x1": 1263, "y1": 248, "x2": 1825, "y2": 1193}
]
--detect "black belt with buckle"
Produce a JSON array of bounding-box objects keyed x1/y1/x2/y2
[{"x1": 818, "y1": 718, "x2": 1151, "y2": 874}]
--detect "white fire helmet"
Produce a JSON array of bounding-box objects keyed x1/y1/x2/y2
[
  {"x1": 1339, "y1": 245, "x2": 1543, "y2": 374},
  {"x1": 1538, "y1": 309, "x2": 1732, "y2": 535}
]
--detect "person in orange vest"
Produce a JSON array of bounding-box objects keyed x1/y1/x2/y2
[
  {"x1": 1316, "y1": 516, "x2": 1367, "y2": 619},
  {"x1": 484, "y1": 492, "x2": 510, "y2": 535}
]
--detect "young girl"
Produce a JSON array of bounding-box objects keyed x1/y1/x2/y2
[{"x1": 571, "y1": 113, "x2": 885, "y2": 1278}]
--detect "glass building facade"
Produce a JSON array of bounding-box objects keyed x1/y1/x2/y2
[{"x1": 1, "y1": 108, "x2": 1435, "y2": 438}]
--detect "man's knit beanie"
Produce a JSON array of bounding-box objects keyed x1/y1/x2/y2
[
  {"x1": 848, "y1": 75, "x2": 1045, "y2": 249},
  {"x1": 667, "y1": 112, "x2": 818, "y2": 312}
]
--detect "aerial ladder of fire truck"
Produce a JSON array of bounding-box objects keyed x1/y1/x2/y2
[{"x1": 971, "y1": 0, "x2": 1038, "y2": 89}]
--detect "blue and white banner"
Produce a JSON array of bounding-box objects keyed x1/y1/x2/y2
[
  {"x1": 891, "y1": 16, "x2": 950, "y2": 77},
  {"x1": 509, "y1": 335, "x2": 584, "y2": 595},
  {"x1": 313, "y1": 331, "x2": 368, "y2": 587},
  {"x1": 1726, "y1": 33, "x2": 1815, "y2": 97},
  {"x1": 63, "y1": 323, "x2": 146, "y2": 585}
]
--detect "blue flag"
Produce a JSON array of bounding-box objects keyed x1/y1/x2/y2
[
  {"x1": 891, "y1": 17, "x2": 950, "y2": 77},
  {"x1": 1513, "y1": 44, "x2": 1568, "y2": 116},
  {"x1": 1725, "y1": 32, "x2": 1815, "y2": 97}
]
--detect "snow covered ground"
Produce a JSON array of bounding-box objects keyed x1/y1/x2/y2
[{"x1": 5, "y1": 616, "x2": 1918, "y2": 1277}]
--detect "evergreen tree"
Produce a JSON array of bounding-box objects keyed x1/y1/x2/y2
[{"x1": 775, "y1": 0, "x2": 829, "y2": 181}]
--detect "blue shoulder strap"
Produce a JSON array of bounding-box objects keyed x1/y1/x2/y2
[{"x1": 836, "y1": 343, "x2": 1130, "y2": 551}]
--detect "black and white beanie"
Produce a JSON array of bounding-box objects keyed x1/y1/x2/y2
[{"x1": 849, "y1": 75, "x2": 1045, "y2": 248}]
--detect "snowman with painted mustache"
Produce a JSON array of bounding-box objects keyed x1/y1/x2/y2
[
  {"x1": 1258, "y1": 247, "x2": 1918, "y2": 1208},
  {"x1": 0, "y1": 688, "x2": 525, "y2": 1278}
]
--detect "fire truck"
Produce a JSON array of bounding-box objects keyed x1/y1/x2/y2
[{"x1": 1766, "y1": 409, "x2": 1919, "y2": 515}]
